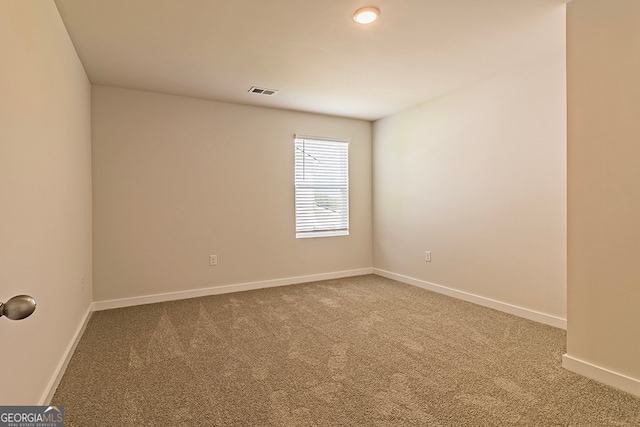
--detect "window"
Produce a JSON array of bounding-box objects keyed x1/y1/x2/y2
[{"x1": 294, "y1": 135, "x2": 349, "y2": 238}]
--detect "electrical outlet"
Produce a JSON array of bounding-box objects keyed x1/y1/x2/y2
[
  {"x1": 425, "y1": 251, "x2": 431, "y2": 262},
  {"x1": 81, "y1": 276, "x2": 85, "y2": 290},
  {"x1": 209, "y1": 255, "x2": 218, "y2": 266}
]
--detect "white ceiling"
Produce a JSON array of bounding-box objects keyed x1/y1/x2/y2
[{"x1": 54, "y1": 0, "x2": 567, "y2": 121}]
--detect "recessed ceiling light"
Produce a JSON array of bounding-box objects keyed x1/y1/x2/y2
[{"x1": 353, "y1": 7, "x2": 380, "y2": 24}]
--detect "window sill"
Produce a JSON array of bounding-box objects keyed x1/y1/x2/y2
[{"x1": 296, "y1": 230, "x2": 349, "y2": 239}]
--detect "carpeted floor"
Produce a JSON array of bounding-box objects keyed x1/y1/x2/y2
[{"x1": 52, "y1": 275, "x2": 640, "y2": 426}]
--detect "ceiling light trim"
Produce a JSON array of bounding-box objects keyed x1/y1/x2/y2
[{"x1": 353, "y1": 7, "x2": 380, "y2": 24}]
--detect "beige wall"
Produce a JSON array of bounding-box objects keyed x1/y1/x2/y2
[
  {"x1": 373, "y1": 7, "x2": 567, "y2": 320},
  {"x1": 0, "y1": 1, "x2": 92, "y2": 404},
  {"x1": 92, "y1": 86, "x2": 372, "y2": 302},
  {"x1": 566, "y1": 0, "x2": 640, "y2": 382}
]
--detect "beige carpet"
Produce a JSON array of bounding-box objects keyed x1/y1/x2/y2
[{"x1": 52, "y1": 275, "x2": 640, "y2": 426}]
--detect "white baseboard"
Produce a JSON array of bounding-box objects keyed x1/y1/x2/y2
[
  {"x1": 93, "y1": 268, "x2": 374, "y2": 311},
  {"x1": 39, "y1": 304, "x2": 93, "y2": 405},
  {"x1": 562, "y1": 354, "x2": 640, "y2": 397},
  {"x1": 373, "y1": 268, "x2": 567, "y2": 329}
]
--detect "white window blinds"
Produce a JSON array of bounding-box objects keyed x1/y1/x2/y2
[{"x1": 294, "y1": 136, "x2": 349, "y2": 238}]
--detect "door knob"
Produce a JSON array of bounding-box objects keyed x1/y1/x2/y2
[{"x1": 0, "y1": 295, "x2": 37, "y2": 320}]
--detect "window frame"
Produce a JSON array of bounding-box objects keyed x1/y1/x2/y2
[{"x1": 294, "y1": 135, "x2": 350, "y2": 239}]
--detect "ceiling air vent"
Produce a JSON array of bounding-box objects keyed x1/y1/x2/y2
[{"x1": 248, "y1": 86, "x2": 278, "y2": 96}]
